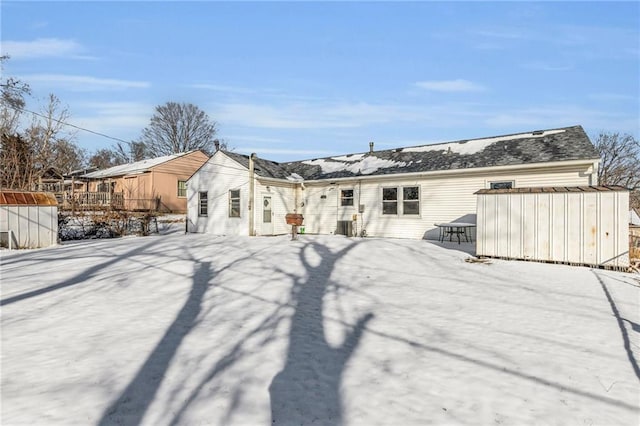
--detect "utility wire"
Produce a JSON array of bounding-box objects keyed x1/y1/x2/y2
[
  {"x1": 7, "y1": 104, "x2": 132, "y2": 144},
  {"x1": 7, "y1": 104, "x2": 294, "y2": 178}
]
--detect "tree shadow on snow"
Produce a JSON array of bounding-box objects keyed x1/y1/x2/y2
[
  {"x1": 98, "y1": 258, "x2": 213, "y2": 426},
  {"x1": 592, "y1": 270, "x2": 640, "y2": 381},
  {"x1": 269, "y1": 240, "x2": 374, "y2": 426},
  {"x1": 0, "y1": 239, "x2": 159, "y2": 307}
]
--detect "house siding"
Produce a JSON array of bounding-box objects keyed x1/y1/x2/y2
[
  {"x1": 254, "y1": 180, "x2": 297, "y2": 236},
  {"x1": 187, "y1": 150, "x2": 596, "y2": 240},
  {"x1": 187, "y1": 152, "x2": 250, "y2": 235},
  {"x1": 299, "y1": 163, "x2": 595, "y2": 239},
  {"x1": 87, "y1": 151, "x2": 208, "y2": 212}
]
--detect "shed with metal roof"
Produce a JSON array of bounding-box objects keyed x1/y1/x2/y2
[{"x1": 1, "y1": 191, "x2": 58, "y2": 249}]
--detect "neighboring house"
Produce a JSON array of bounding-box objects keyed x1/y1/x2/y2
[
  {"x1": 630, "y1": 208, "x2": 640, "y2": 226},
  {"x1": 83, "y1": 151, "x2": 209, "y2": 213},
  {"x1": 34, "y1": 167, "x2": 94, "y2": 205},
  {"x1": 187, "y1": 125, "x2": 600, "y2": 239}
]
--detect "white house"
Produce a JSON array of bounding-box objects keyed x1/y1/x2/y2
[{"x1": 187, "y1": 125, "x2": 601, "y2": 239}]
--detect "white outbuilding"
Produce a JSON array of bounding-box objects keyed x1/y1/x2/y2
[
  {"x1": 0, "y1": 191, "x2": 58, "y2": 249},
  {"x1": 475, "y1": 186, "x2": 629, "y2": 269}
]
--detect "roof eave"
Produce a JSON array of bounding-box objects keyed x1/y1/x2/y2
[{"x1": 283, "y1": 158, "x2": 601, "y2": 185}]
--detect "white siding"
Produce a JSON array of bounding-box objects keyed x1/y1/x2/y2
[
  {"x1": 301, "y1": 184, "x2": 339, "y2": 235},
  {"x1": 0, "y1": 205, "x2": 58, "y2": 248},
  {"x1": 189, "y1": 156, "x2": 597, "y2": 241},
  {"x1": 477, "y1": 190, "x2": 629, "y2": 268},
  {"x1": 254, "y1": 180, "x2": 297, "y2": 236},
  {"x1": 187, "y1": 152, "x2": 250, "y2": 235},
  {"x1": 187, "y1": 152, "x2": 298, "y2": 236},
  {"x1": 301, "y1": 163, "x2": 595, "y2": 239}
]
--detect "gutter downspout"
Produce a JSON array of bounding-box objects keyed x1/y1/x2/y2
[{"x1": 248, "y1": 153, "x2": 256, "y2": 236}]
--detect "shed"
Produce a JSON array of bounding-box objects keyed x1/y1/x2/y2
[
  {"x1": 0, "y1": 191, "x2": 58, "y2": 249},
  {"x1": 475, "y1": 186, "x2": 629, "y2": 269}
]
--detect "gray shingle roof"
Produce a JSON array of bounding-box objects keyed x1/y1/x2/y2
[
  {"x1": 223, "y1": 151, "x2": 292, "y2": 179},
  {"x1": 226, "y1": 125, "x2": 599, "y2": 181}
]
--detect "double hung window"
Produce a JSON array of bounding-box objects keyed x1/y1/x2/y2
[
  {"x1": 198, "y1": 192, "x2": 208, "y2": 216},
  {"x1": 382, "y1": 186, "x2": 420, "y2": 215},
  {"x1": 229, "y1": 189, "x2": 241, "y2": 217},
  {"x1": 341, "y1": 189, "x2": 354, "y2": 206},
  {"x1": 177, "y1": 180, "x2": 187, "y2": 197}
]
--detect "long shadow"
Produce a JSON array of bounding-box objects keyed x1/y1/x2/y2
[
  {"x1": 592, "y1": 270, "x2": 640, "y2": 381},
  {"x1": 1, "y1": 239, "x2": 159, "y2": 307},
  {"x1": 269, "y1": 240, "x2": 373, "y2": 425},
  {"x1": 98, "y1": 260, "x2": 212, "y2": 426}
]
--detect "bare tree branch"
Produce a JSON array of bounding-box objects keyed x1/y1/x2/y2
[
  {"x1": 140, "y1": 102, "x2": 217, "y2": 156},
  {"x1": 594, "y1": 131, "x2": 640, "y2": 210}
]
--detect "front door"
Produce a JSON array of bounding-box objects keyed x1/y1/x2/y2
[{"x1": 262, "y1": 195, "x2": 273, "y2": 235}]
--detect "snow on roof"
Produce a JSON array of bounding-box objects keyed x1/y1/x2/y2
[
  {"x1": 83, "y1": 152, "x2": 193, "y2": 179},
  {"x1": 286, "y1": 172, "x2": 304, "y2": 181},
  {"x1": 302, "y1": 156, "x2": 406, "y2": 175},
  {"x1": 330, "y1": 153, "x2": 366, "y2": 162},
  {"x1": 403, "y1": 129, "x2": 566, "y2": 155}
]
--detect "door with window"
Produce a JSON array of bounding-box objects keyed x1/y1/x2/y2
[{"x1": 262, "y1": 195, "x2": 273, "y2": 235}]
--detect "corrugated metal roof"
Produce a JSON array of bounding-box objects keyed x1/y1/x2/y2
[
  {"x1": 474, "y1": 185, "x2": 628, "y2": 195},
  {"x1": 0, "y1": 191, "x2": 58, "y2": 206}
]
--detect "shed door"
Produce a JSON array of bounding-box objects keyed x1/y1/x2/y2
[{"x1": 262, "y1": 195, "x2": 273, "y2": 235}]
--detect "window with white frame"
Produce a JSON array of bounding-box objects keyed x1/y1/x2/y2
[
  {"x1": 229, "y1": 189, "x2": 241, "y2": 217},
  {"x1": 403, "y1": 186, "x2": 420, "y2": 215},
  {"x1": 177, "y1": 180, "x2": 187, "y2": 197},
  {"x1": 382, "y1": 186, "x2": 420, "y2": 215},
  {"x1": 198, "y1": 192, "x2": 208, "y2": 216},
  {"x1": 382, "y1": 187, "x2": 398, "y2": 215},
  {"x1": 341, "y1": 189, "x2": 354, "y2": 206},
  {"x1": 489, "y1": 181, "x2": 514, "y2": 190}
]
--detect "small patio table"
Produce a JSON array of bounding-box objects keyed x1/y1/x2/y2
[{"x1": 434, "y1": 222, "x2": 476, "y2": 244}]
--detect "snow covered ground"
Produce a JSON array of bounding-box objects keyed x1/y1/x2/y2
[{"x1": 1, "y1": 231, "x2": 639, "y2": 425}]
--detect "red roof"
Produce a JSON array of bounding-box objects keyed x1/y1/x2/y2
[{"x1": 0, "y1": 191, "x2": 58, "y2": 206}]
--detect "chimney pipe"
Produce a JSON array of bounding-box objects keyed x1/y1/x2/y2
[
  {"x1": 214, "y1": 139, "x2": 220, "y2": 151},
  {"x1": 369, "y1": 141, "x2": 374, "y2": 153}
]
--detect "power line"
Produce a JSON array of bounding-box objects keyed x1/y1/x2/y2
[{"x1": 8, "y1": 104, "x2": 132, "y2": 144}]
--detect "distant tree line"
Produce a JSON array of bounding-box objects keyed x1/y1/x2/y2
[{"x1": 1, "y1": 55, "x2": 222, "y2": 190}]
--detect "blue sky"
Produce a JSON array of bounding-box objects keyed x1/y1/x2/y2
[{"x1": 2, "y1": 1, "x2": 638, "y2": 162}]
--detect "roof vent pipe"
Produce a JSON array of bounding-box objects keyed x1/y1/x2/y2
[
  {"x1": 369, "y1": 141, "x2": 374, "y2": 153},
  {"x1": 214, "y1": 139, "x2": 220, "y2": 151}
]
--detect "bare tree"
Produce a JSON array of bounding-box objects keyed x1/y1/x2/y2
[
  {"x1": 89, "y1": 148, "x2": 123, "y2": 169},
  {"x1": 25, "y1": 94, "x2": 75, "y2": 171},
  {"x1": 0, "y1": 55, "x2": 31, "y2": 135},
  {"x1": 1, "y1": 133, "x2": 34, "y2": 189},
  {"x1": 594, "y1": 131, "x2": 640, "y2": 209},
  {"x1": 114, "y1": 140, "x2": 147, "y2": 162},
  {"x1": 51, "y1": 139, "x2": 86, "y2": 173},
  {"x1": 139, "y1": 102, "x2": 217, "y2": 156},
  {"x1": 1, "y1": 93, "x2": 85, "y2": 189}
]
